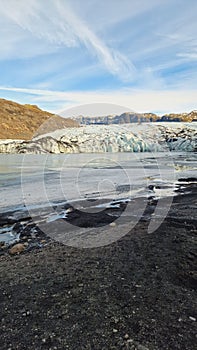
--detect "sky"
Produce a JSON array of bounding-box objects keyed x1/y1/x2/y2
[{"x1": 0, "y1": 0, "x2": 197, "y2": 115}]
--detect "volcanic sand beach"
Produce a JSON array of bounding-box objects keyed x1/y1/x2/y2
[{"x1": 0, "y1": 182, "x2": 196, "y2": 350}]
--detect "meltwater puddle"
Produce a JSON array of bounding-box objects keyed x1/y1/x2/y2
[{"x1": 0, "y1": 225, "x2": 20, "y2": 245}]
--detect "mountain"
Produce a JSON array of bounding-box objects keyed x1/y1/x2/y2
[
  {"x1": 160, "y1": 111, "x2": 197, "y2": 122},
  {"x1": 71, "y1": 111, "x2": 197, "y2": 125},
  {"x1": 71, "y1": 112, "x2": 158, "y2": 124},
  {"x1": 1, "y1": 98, "x2": 196, "y2": 141},
  {"x1": 0, "y1": 98, "x2": 78, "y2": 140}
]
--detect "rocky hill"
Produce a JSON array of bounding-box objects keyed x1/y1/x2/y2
[
  {"x1": 160, "y1": 111, "x2": 197, "y2": 122},
  {"x1": 0, "y1": 98, "x2": 78, "y2": 140},
  {"x1": 71, "y1": 111, "x2": 197, "y2": 125},
  {"x1": 71, "y1": 112, "x2": 158, "y2": 125}
]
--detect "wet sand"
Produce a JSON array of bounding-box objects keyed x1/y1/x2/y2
[{"x1": 0, "y1": 182, "x2": 196, "y2": 349}]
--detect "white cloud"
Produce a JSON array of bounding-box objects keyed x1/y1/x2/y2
[
  {"x1": 56, "y1": 1, "x2": 136, "y2": 80},
  {"x1": 0, "y1": 0, "x2": 136, "y2": 81},
  {"x1": 177, "y1": 52, "x2": 197, "y2": 60},
  {"x1": 0, "y1": 0, "x2": 197, "y2": 103},
  {"x1": 0, "y1": 86, "x2": 196, "y2": 115}
]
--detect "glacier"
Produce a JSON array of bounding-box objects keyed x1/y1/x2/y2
[{"x1": 0, "y1": 123, "x2": 196, "y2": 154}]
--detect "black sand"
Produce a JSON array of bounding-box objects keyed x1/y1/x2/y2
[{"x1": 0, "y1": 183, "x2": 196, "y2": 350}]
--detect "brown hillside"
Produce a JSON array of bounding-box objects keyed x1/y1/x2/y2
[{"x1": 0, "y1": 98, "x2": 78, "y2": 140}]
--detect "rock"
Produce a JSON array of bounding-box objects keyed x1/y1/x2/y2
[
  {"x1": 109, "y1": 222, "x2": 116, "y2": 227},
  {"x1": 22, "y1": 310, "x2": 31, "y2": 317},
  {"x1": 124, "y1": 334, "x2": 129, "y2": 339},
  {"x1": 189, "y1": 316, "x2": 196, "y2": 321},
  {"x1": 137, "y1": 345, "x2": 149, "y2": 350},
  {"x1": 9, "y1": 243, "x2": 27, "y2": 255}
]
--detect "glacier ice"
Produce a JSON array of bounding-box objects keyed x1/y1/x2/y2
[{"x1": 0, "y1": 123, "x2": 196, "y2": 154}]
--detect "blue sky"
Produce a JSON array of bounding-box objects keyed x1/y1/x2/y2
[{"x1": 0, "y1": 0, "x2": 197, "y2": 115}]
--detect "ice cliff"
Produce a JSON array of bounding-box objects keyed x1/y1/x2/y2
[{"x1": 0, "y1": 123, "x2": 196, "y2": 154}]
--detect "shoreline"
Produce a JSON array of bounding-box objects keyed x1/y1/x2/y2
[{"x1": 0, "y1": 178, "x2": 196, "y2": 251}]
